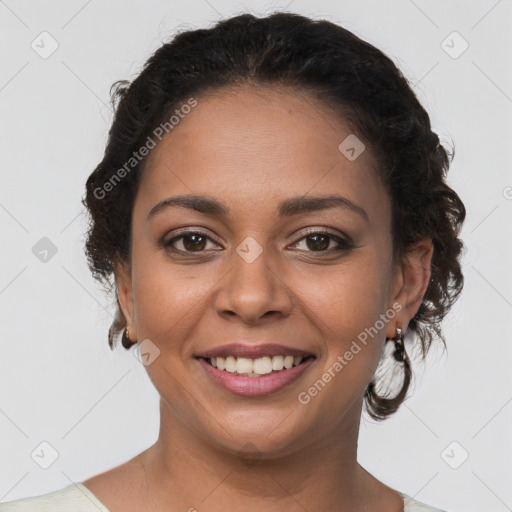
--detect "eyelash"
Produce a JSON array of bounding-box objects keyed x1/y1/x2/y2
[{"x1": 162, "y1": 228, "x2": 354, "y2": 255}]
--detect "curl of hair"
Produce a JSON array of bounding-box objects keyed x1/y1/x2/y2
[{"x1": 82, "y1": 12, "x2": 466, "y2": 420}]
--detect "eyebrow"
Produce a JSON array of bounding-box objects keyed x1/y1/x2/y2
[{"x1": 147, "y1": 194, "x2": 369, "y2": 223}]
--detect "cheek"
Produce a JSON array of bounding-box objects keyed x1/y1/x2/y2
[
  {"x1": 302, "y1": 252, "x2": 391, "y2": 389},
  {"x1": 288, "y1": 254, "x2": 393, "y2": 430},
  {"x1": 130, "y1": 248, "x2": 213, "y2": 352},
  {"x1": 305, "y1": 254, "x2": 388, "y2": 340}
]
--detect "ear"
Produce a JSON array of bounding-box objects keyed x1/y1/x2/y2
[
  {"x1": 113, "y1": 258, "x2": 136, "y2": 338},
  {"x1": 386, "y1": 237, "x2": 433, "y2": 339}
]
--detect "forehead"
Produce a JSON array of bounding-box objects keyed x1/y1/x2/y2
[{"x1": 135, "y1": 85, "x2": 388, "y2": 226}]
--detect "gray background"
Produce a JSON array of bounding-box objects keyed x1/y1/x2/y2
[{"x1": 1, "y1": 1, "x2": 511, "y2": 511}]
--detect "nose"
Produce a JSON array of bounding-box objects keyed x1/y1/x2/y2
[{"x1": 214, "y1": 243, "x2": 293, "y2": 325}]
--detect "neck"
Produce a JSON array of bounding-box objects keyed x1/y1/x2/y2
[{"x1": 130, "y1": 397, "x2": 395, "y2": 512}]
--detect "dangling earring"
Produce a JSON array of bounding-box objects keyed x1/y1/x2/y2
[
  {"x1": 121, "y1": 326, "x2": 136, "y2": 349},
  {"x1": 392, "y1": 327, "x2": 406, "y2": 362},
  {"x1": 365, "y1": 327, "x2": 412, "y2": 420}
]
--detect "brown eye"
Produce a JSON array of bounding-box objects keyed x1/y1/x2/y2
[
  {"x1": 164, "y1": 231, "x2": 219, "y2": 253},
  {"x1": 305, "y1": 234, "x2": 331, "y2": 251},
  {"x1": 291, "y1": 230, "x2": 353, "y2": 253},
  {"x1": 181, "y1": 234, "x2": 207, "y2": 251}
]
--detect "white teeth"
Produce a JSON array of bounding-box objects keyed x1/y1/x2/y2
[
  {"x1": 207, "y1": 355, "x2": 305, "y2": 376},
  {"x1": 225, "y1": 356, "x2": 237, "y2": 373},
  {"x1": 236, "y1": 357, "x2": 253, "y2": 374},
  {"x1": 272, "y1": 355, "x2": 284, "y2": 370},
  {"x1": 253, "y1": 356, "x2": 272, "y2": 375}
]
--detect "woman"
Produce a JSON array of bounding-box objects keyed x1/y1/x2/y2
[{"x1": 0, "y1": 11, "x2": 465, "y2": 512}]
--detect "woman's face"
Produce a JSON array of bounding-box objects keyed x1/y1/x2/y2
[{"x1": 117, "y1": 85, "x2": 411, "y2": 458}]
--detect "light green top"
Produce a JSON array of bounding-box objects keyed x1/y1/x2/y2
[{"x1": 0, "y1": 483, "x2": 447, "y2": 511}]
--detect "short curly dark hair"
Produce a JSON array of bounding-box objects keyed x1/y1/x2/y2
[{"x1": 82, "y1": 11, "x2": 465, "y2": 421}]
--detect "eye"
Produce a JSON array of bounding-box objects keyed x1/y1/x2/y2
[
  {"x1": 161, "y1": 228, "x2": 354, "y2": 255},
  {"x1": 163, "y1": 230, "x2": 220, "y2": 253},
  {"x1": 290, "y1": 230, "x2": 353, "y2": 253}
]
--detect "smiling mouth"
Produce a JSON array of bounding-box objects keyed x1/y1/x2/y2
[{"x1": 201, "y1": 355, "x2": 315, "y2": 378}]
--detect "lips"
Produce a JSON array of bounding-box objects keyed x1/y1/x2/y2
[
  {"x1": 197, "y1": 356, "x2": 316, "y2": 396},
  {"x1": 195, "y1": 343, "x2": 316, "y2": 396},
  {"x1": 196, "y1": 343, "x2": 315, "y2": 360}
]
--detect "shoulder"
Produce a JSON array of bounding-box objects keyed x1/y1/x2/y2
[
  {"x1": 0, "y1": 483, "x2": 110, "y2": 512},
  {"x1": 400, "y1": 492, "x2": 448, "y2": 512}
]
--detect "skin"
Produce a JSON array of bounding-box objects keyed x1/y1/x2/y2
[{"x1": 83, "y1": 84, "x2": 433, "y2": 512}]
